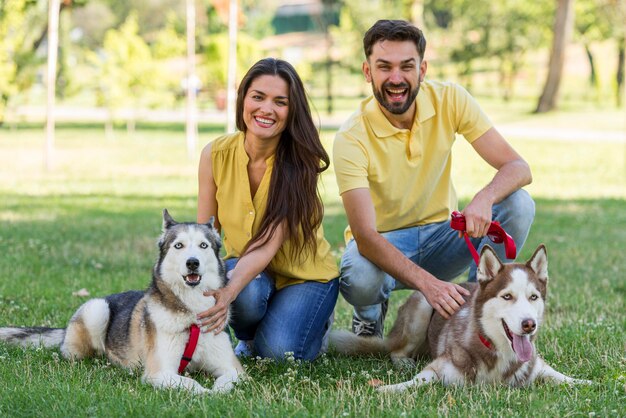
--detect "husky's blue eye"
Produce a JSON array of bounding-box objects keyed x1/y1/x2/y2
[
  {"x1": 529, "y1": 294, "x2": 538, "y2": 301},
  {"x1": 200, "y1": 242, "x2": 208, "y2": 249},
  {"x1": 501, "y1": 293, "x2": 512, "y2": 301},
  {"x1": 174, "y1": 243, "x2": 183, "y2": 249}
]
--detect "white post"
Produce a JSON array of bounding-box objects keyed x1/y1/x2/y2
[
  {"x1": 185, "y1": 0, "x2": 198, "y2": 160},
  {"x1": 226, "y1": 0, "x2": 238, "y2": 133},
  {"x1": 45, "y1": 0, "x2": 61, "y2": 171}
]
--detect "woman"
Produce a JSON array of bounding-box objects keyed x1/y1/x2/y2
[{"x1": 196, "y1": 58, "x2": 339, "y2": 361}]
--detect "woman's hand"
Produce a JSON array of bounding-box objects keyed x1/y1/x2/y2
[{"x1": 197, "y1": 286, "x2": 237, "y2": 334}]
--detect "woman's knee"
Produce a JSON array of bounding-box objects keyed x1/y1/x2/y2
[
  {"x1": 254, "y1": 330, "x2": 320, "y2": 362},
  {"x1": 230, "y1": 277, "x2": 271, "y2": 327}
]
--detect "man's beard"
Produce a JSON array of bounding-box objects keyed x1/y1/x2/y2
[{"x1": 373, "y1": 81, "x2": 420, "y2": 115}]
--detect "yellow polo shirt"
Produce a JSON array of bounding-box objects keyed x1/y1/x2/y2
[
  {"x1": 333, "y1": 80, "x2": 492, "y2": 242},
  {"x1": 211, "y1": 132, "x2": 338, "y2": 289}
]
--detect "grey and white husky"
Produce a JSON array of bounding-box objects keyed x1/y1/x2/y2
[
  {"x1": 0, "y1": 210, "x2": 243, "y2": 394},
  {"x1": 331, "y1": 244, "x2": 590, "y2": 391}
]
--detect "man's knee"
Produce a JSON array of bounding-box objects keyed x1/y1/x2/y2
[
  {"x1": 505, "y1": 189, "x2": 535, "y2": 217},
  {"x1": 498, "y1": 189, "x2": 535, "y2": 228},
  {"x1": 339, "y1": 241, "x2": 387, "y2": 306}
]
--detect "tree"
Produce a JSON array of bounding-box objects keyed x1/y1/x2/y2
[
  {"x1": 0, "y1": 0, "x2": 45, "y2": 125},
  {"x1": 535, "y1": 0, "x2": 575, "y2": 113},
  {"x1": 91, "y1": 12, "x2": 158, "y2": 133}
]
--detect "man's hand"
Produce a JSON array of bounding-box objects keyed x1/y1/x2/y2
[
  {"x1": 197, "y1": 286, "x2": 236, "y2": 334},
  {"x1": 417, "y1": 275, "x2": 470, "y2": 319},
  {"x1": 461, "y1": 195, "x2": 494, "y2": 239}
]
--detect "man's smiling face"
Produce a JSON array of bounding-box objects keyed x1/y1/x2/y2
[{"x1": 364, "y1": 40, "x2": 427, "y2": 117}]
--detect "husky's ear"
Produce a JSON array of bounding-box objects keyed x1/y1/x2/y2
[
  {"x1": 526, "y1": 244, "x2": 548, "y2": 283},
  {"x1": 205, "y1": 216, "x2": 216, "y2": 229},
  {"x1": 162, "y1": 209, "x2": 177, "y2": 230},
  {"x1": 477, "y1": 245, "x2": 503, "y2": 284}
]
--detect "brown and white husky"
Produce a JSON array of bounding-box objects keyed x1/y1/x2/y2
[{"x1": 330, "y1": 244, "x2": 591, "y2": 391}]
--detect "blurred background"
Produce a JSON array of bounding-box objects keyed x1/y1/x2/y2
[{"x1": 1, "y1": 0, "x2": 624, "y2": 131}]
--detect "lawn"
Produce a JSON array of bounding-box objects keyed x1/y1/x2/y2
[{"x1": 0, "y1": 113, "x2": 624, "y2": 417}]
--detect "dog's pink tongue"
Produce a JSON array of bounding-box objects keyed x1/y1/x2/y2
[{"x1": 512, "y1": 334, "x2": 533, "y2": 362}]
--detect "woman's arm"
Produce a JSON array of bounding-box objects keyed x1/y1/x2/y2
[
  {"x1": 197, "y1": 221, "x2": 286, "y2": 334},
  {"x1": 197, "y1": 142, "x2": 220, "y2": 230}
]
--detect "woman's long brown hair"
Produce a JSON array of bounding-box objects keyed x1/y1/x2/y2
[{"x1": 236, "y1": 58, "x2": 329, "y2": 261}]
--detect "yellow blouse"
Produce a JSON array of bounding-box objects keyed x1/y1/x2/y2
[{"x1": 211, "y1": 132, "x2": 338, "y2": 289}]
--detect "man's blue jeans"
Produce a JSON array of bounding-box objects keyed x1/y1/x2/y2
[
  {"x1": 224, "y1": 258, "x2": 339, "y2": 361},
  {"x1": 339, "y1": 189, "x2": 535, "y2": 323}
]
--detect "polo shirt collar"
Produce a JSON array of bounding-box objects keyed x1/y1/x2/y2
[{"x1": 365, "y1": 87, "x2": 436, "y2": 138}]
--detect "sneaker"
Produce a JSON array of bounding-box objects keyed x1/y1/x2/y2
[
  {"x1": 351, "y1": 299, "x2": 388, "y2": 338},
  {"x1": 234, "y1": 340, "x2": 254, "y2": 358}
]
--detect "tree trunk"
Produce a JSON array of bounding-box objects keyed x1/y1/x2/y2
[
  {"x1": 584, "y1": 44, "x2": 597, "y2": 89},
  {"x1": 0, "y1": 93, "x2": 8, "y2": 127},
  {"x1": 535, "y1": 0, "x2": 575, "y2": 113},
  {"x1": 616, "y1": 38, "x2": 624, "y2": 107}
]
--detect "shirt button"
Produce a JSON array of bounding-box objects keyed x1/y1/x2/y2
[{"x1": 249, "y1": 211, "x2": 253, "y2": 215}]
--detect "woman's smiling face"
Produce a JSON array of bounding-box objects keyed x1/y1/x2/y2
[{"x1": 243, "y1": 74, "x2": 290, "y2": 144}]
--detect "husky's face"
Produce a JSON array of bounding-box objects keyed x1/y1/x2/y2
[
  {"x1": 476, "y1": 245, "x2": 548, "y2": 363},
  {"x1": 157, "y1": 210, "x2": 224, "y2": 291}
]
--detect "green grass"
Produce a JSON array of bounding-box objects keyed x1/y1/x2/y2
[{"x1": 0, "y1": 113, "x2": 625, "y2": 417}]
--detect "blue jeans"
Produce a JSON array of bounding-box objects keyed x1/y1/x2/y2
[
  {"x1": 340, "y1": 189, "x2": 535, "y2": 322},
  {"x1": 224, "y1": 258, "x2": 339, "y2": 361}
]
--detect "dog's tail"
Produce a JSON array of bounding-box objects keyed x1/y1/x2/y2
[
  {"x1": 0, "y1": 327, "x2": 66, "y2": 348},
  {"x1": 329, "y1": 330, "x2": 388, "y2": 355}
]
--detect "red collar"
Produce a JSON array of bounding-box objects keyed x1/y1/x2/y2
[
  {"x1": 178, "y1": 324, "x2": 200, "y2": 374},
  {"x1": 478, "y1": 333, "x2": 493, "y2": 350}
]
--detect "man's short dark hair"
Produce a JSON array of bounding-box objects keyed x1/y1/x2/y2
[{"x1": 363, "y1": 20, "x2": 426, "y2": 61}]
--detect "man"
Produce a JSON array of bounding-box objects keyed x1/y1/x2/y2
[{"x1": 333, "y1": 20, "x2": 535, "y2": 338}]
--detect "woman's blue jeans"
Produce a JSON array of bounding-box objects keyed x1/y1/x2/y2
[
  {"x1": 339, "y1": 189, "x2": 535, "y2": 323},
  {"x1": 224, "y1": 258, "x2": 339, "y2": 361}
]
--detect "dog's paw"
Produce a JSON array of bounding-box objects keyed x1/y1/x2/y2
[{"x1": 376, "y1": 382, "x2": 406, "y2": 393}]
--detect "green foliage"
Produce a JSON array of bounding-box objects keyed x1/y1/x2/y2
[
  {"x1": 200, "y1": 31, "x2": 263, "y2": 94},
  {"x1": 0, "y1": 0, "x2": 46, "y2": 122},
  {"x1": 425, "y1": 0, "x2": 553, "y2": 98},
  {"x1": 332, "y1": 0, "x2": 410, "y2": 75},
  {"x1": 89, "y1": 12, "x2": 177, "y2": 115},
  {"x1": 151, "y1": 12, "x2": 186, "y2": 60}
]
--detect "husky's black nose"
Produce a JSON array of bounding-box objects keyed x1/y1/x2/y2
[
  {"x1": 521, "y1": 318, "x2": 536, "y2": 334},
  {"x1": 186, "y1": 257, "x2": 200, "y2": 271}
]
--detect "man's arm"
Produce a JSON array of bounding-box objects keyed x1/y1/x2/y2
[
  {"x1": 342, "y1": 188, "x2": 470, "y2": 319},
  {"x1": 462, "y1": 127, "x2": 532, "y2": 238}
]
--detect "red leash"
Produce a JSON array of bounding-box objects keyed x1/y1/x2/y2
[
  {"x1": 178, "y1": 324, "x2": 200, "y2": 374},
  {"x1": 450, "y1": 211, "x2": 516, "y2": 351},
  {"x1": 450, "y1": 211, "x2": 516, "y2": 265}
]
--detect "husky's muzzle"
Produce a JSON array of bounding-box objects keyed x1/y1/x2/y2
[{"x1": 184, "y1": 257, "x2": 202, "y2": 287}]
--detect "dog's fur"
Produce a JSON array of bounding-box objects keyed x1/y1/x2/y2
[
  {"x1": 0, "y1": 210, "x2": 243, "y2": 394},
  {"x1": 331, "y1": 245, "x2": 590, "y2": 391}
]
